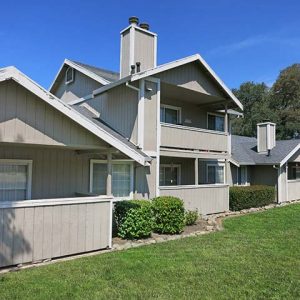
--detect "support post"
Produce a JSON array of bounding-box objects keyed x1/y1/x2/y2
[
  {"x1": 195, "y1": 158, "x2": 199, "y2": 185},
  {"x1": 107, "y1": 152, "x2": 112, "y2": 196}
]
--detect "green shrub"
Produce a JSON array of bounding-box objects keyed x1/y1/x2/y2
[
  {"x1": 114, "y1": 200, "x2": 153, "y2": 239},
  {"x1": 229, "y1": 185, "x2": 275, "y2": 211},
  {"x1": 185, "y1": 210, "x2": 198, "y2": 226},
  {"x1": 152, "y1": 196, "x2": 185, "y2": 234}
]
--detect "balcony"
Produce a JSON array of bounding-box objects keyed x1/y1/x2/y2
[{"x1": 160, "y1": 123, "x2": 228, "y2": 153}]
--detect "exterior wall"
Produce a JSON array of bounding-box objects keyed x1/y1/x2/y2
[
  {"x1": 86, "y1": 84, "x2": 138, "y2": 144},
  {"x1": 161, "y1": 124, "x2": 228, "y2": 152},
  {"x1": 161, "y1": 98, "x2": 210, "y2": 129},
  {"x1": 134, "y1": 29, "x2": 155, "y2": 72},
  {"x1": 0, "y1": 145, "x2": 92, "y2": 200},
  {"x1": 53, "y1": 69, "x2": 102, "y2": 103},
  {"x1": 120, "y1": 29, "x2": 131, "y2": 78},
  {"x1": 159, "y1": 185, "x2": 229, "y2": 215},
  {"x1": 134, "y1": 159, "x2": 157, "y2": 199},
  {"x1": 0, "y1": 80, "x2": 105, "y2": 149},
  {"x1": 160, "y1": 156, "x2": 195, "y2": 185},
  {"x1": 249, "y1": 165, "x2": 277, "y2": 186},
  {"x1": 158, "y1": 62, "x2": 224, "y2": 98},
  {"x1": 278, "y1": 164, "x2": 288, "y2": 203},
  {"x1": 257, "y1": 124, "x2": 268, "y2": 153},
  {"x1": 287, "y1": 180, "x2": 300, "y2": 201},
  {"x1": 120, "y1": 27, "x2": 155, "y2": 78},
  {"x1": 143, "y1": 80, "x2": 158, "y2": 152},
  {"x1": 0, "y1": 197, "x2": 111, "y2": 268}
]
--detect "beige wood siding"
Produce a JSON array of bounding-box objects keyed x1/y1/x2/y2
[
  {"x1": 159, "y1": 185, "x2": 229, "y2": 215},
  {"x1": 287, "y1": 180, "x2": 300, "y2": 201},
  {"x1": 161, "y1": 124, "x2": 228, "y2": 152},
  {"x1": 249, "y1": 165, "x2": 277, "y2": 186},
  {"x1": 143, "y1": 80, "x2": 158, "y2": 152},
  {"x1": 86, "y1": 84, "x2": 138, "y2": 144},
  {"x1": 134, "y1": 30, "x2": 155, "y2": 72},
  {"x1": 161, "y1": 98, "x2": 211, "y2": 129},
  {"x1": 0, "y1": 80, "x2": 106, "y2": 149},
  {"x1": 0, "y1": 198, "x2": 111, "y2": 268},
  {"x1": 0, "y1": 145, "x2": 92, "y2": 200},
  {"x1": 257, "y1": 124, "x2": 268, "y2": 152},
  {"x1": 158, "y1": 62, "x2": 224, "y2": 98},
  {"x1": 134, "y1": 159, "x2": 157, "y2": 199},
  {"x1": 120, "y1": 29, "x2": 131, "y2": 78},
  {"x1": 53, "y1": 69, "x2": 103, "y2": 103}
]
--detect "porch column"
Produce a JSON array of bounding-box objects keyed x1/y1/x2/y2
[
  {"x1": 195, "y1": 158, "x2": 199, "y2": 185},
  {"x1": 107, "y1": 152, "x2": 112, "y2": 196},
  {"x1": 224, "y1": 104, "x2": 228, "y2": 133}
]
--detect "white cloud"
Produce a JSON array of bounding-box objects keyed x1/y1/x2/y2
[{"x1": 208, "y1": 34, "x2": 300, "y2": 57}]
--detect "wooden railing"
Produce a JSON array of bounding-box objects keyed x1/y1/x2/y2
[
  {"x1": 159, "y1": 184, "x2": 229, "y2": 215},
  {"x1": 160, "y1": 123, "x2": 228, "y2": 153},
  {"x1": 0, "y1": 196, "x2": 113, "y2": 268}
]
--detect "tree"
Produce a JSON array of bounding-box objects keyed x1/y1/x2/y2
[
  {"x1": 269, "y1": 64, "x2": 300, "y2": 139},
  {"x1": 231, "y1": 82, "x2": 275, "y2": 137}
]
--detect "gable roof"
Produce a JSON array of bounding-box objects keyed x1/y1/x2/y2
[
  {"x1": 64, "y1": 54, "x2": 243, "y2": 111},
  {"x1": 0, "y1": 66, "x2": 151, "y2": 166},
  {"x1": 49, "y1": 59, "x2": 119, "y2": 92},
  {"x1": 131, "y1": 54, "x2": 243, "y2": 110},
  {"x1": 231, "y1": 135, "x2": 300, "y2": 166}
]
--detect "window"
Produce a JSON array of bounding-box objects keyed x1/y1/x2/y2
[
  {"x1": 65, "y1": 67, "x2": 74, "y2": 84},
  {"x1": 159, "y1": 164, "x2": 181, "y2": 186},
  {"x1": 207, "y1": 164, "x2": 225, "y2": 184},
  {"x1": 0, "y1": 160, "x2": 32, "y2": 202},
  {"x1": 160, "y1": 105, "x2": 181, "y2": 125},
  {"x1": 237, "y1": 166, "x2": 248, "y2": 186},
  {"x1": 207, "y1": 113, "x2": 225, "y2": 132},
  {"x1": 90, "y1": 160, "x2": 133, "y2": 198},
  {"x1": 288, "y1": 162, "x2": 300, "y2": 180}
]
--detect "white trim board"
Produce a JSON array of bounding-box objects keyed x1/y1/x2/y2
[
  {"x1": 280, "y1": 143, "x2": 300, "y2": 167},
  {"x1": 0, "y1": 66, "x2": 151, "y2": 166},
  {"x1": 131, "y1": 54, "x2": 243, "y2": 111},
  {"x1": 49, "y1": 59, "x2": 112, "y2": 92}
]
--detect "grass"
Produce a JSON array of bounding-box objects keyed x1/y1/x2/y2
[{"x1": 1, "y1": 204, "x2": 300, "y2": 299}]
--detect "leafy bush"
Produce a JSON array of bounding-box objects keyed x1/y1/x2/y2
[
  {"x1": 185, "y1": 210, "x2": 198, "y2": 226},
  {"x1": 152, "y1": 196, "x2": 185, "y2": 234},
  {"x1": 229, "y1": 185, "x2": 275, "y2": 211},
  {"x1": 114, "y1": 200, "x2": 153, "y2": 239}
]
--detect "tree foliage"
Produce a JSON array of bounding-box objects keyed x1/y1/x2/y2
[{"x1": 232, "y1": 64, "x2": 300, "y2": 139}]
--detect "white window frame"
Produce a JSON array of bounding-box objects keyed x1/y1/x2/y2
[
  {"x1": 160, "y1": 104, "x2": 182, "y2": 125},
  {"x1": 206, "y1": 163, "x2": 225, "y2": 184},
  {"x1": 288, "y1": 163, "x2": 300, "y2": 181},
  {"x1": 0, "y1": 159, "x2": 33, "y2": 200},
  {"x1": 89, "y1": 159, "x2": 134, "y2": 199},
  {"x1": 207, "y1": 112, "x2": 225, "y2": 132},
  {"x1": 159, "y1": 164, "x2": 181, "y2": 186},
  {"x1": 65, "y1": 67, "x2": 74, "y2": 84}
]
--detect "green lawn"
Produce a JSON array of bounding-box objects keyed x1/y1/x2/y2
[{"x1": 1, "y1": 204, "x2": 300, "y2": 300}]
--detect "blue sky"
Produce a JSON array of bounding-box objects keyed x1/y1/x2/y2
[{"x1": 1, "y1": 0, "x2": 299, "y2": 89}]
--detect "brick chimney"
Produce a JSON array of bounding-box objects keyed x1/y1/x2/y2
[{"x1": 120, "y1": 17, "x2": 157, "y2": 78}]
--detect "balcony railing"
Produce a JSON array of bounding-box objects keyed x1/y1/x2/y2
[{"x1": 160, "y1": 123, "x2": 228, "y2": 153}]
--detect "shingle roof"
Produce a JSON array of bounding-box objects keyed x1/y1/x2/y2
[
  {"x1": 72, "y1": 104, "x2": 150, "y2": 160},
  {"x1": 70, "y1": 60, "x2": 119, "y2": 83},
  {"x1": 232, "y1": 135, "x2": 300, "y2": 165}
]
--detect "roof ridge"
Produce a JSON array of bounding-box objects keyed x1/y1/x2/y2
[{"x1": 70, "y1": 60, "x2": 119, "y2": 75}]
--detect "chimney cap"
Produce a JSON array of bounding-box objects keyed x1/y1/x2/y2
[
  {"x1": 139, "y1": 23, "x2": 150, "y2": 30},
  {"x1": 129, "y1": 16, "x2": 139, "y2": 25}
]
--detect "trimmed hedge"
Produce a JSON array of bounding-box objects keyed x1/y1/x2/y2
[
  {"x1": 229, "y1": 185, "x2": 275, "y2": 211},
  {"x1": 152, "y1": 196, "x2": 185, "y2": 234},
  {"x1": 114, "y1": 200, "x2": 153, "y2": 239}
]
